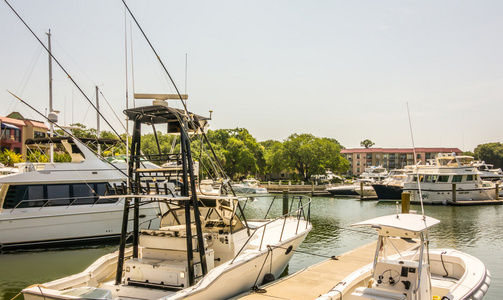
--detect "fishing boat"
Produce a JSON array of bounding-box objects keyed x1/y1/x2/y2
[
  {"x1": 403, "y1": 154, "x2": 500, "y2": 204},
  {"x1": 0, "y1": 136, "x2": 163, "y2": 251},
  {"x1": 22, "y1": 102, "x2": 312, "y2": 300},
  {"x1": 316, "y1": 213, "x2": 491, "y2": 300}
]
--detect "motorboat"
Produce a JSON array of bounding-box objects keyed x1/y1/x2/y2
[
  {"x1": 328, "y1": 166, "x2": 388, "y2": 197},
  {"x1": 231, "y1": 178, "x2": 268, "y2": 194},
  {"x1": 361, "y1": 165, "x2": 389, "y2": 181},
  {"x1": 472, "y1": 161, "x2": 503, "y2": 182},
  {"x1": 0, "y1": 137, "x2": 163, "y2": 250},
  {"x1": 403, "y1": 154, "x2": 500, "y2": 204},
  {"x1": 22, "y1": 103, "x2": 312, "y2": 300},
  {"x1": 0, "y1": 163, "x2": 19, "y2": 177},
  {"x1": 316, "y1": 213, "x2": 491, "y2": 300},
  {"x1": 372, "y1": 167, "x2": 414, "y2": 201}
]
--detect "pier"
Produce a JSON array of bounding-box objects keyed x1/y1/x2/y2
[{"x1": 234, "y1": 237, "x2": 419, "y2": 300}]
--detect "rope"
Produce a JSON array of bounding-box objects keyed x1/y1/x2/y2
[
  {"x1": 272, "y1": 245, "x2": 338, "y2": 260},
  {"x1": 10, "y1": 284, "x2": 47, "y2": 300},
  {"x1": 250, "y1": 245, "x2": 272, "y2": 293}
]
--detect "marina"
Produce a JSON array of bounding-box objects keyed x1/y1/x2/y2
[
  {"x1": 1, "y1": 197, "x2": 501, "y2": 300},
  {"x1": 0, "y1": 2, "x2": 502, "y2": 300}
]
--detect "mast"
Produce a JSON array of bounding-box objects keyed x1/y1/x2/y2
[
  {"x1": 47, "y1": 29, "x2": 54, "y2": 163},
  {"x1": 96, "y1": 86, "x2": 101, "y2": 155}
]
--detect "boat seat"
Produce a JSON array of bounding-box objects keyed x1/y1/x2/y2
[{"x1": 353, "y1": 287, "x2": 406, "y2": 300}]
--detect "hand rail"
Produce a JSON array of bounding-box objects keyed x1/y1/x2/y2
[{"x1": 230, "y1": 195, "x2": 311, "y2": 264}]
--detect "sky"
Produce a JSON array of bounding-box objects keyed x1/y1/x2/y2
[{"x1": 1, "y1": 0, "x2": 502, "y2": 152}]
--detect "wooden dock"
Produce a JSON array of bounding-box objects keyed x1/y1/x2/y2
[{"x1": 234, "y1": 238, "x2": 419, "y2": 300}]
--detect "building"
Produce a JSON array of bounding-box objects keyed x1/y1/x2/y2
[
  {"x1": 341, "y1": 147, "x2": 462, "y2": 176},
  {"x1": 0, "y1": 112, "x2": 48, "y2": 160}
]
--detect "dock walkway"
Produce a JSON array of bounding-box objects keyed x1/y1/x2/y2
[{"x1": 234, "y1": 238, "x2": 418, "y2": 300}]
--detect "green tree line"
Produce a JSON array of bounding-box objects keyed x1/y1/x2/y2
[{"x1": 3, "y1": 123, "x2": 503, "y2": 183}]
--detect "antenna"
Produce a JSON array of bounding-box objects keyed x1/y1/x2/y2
[{"x1": 407, "y1": 102, "x2": 425, "y2": 217}]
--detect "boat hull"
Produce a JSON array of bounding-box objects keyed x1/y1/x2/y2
[
  {"x1": 327, "y1": 185, "x2": 359, "y2": 196},
  {"x1": 22, "y1": 219, "x2": 312, "y2": 300},
  {"x1": 372, "y1": 184, "x2": 403, "y2": 200},
  {"x1": 0, "y1": 203, "x2": 162, "y2": 250}
]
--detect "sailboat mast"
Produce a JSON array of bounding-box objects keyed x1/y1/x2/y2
[
  {"x1": 47, "y1": 29, "x2": 54, "y2": 163},
  {"x1": 96, "y1": 86, "x2": 101, "y2": 155}
]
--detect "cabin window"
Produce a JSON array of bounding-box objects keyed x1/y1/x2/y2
[
  {"x1": 73, "y1": 184, "x2": 95, "y2": 205},
  {"x1": 466, "y1": 175, "x2": 474, "y2": 181},
  {"x1": 452, "y1": 175, "x2": 463, "y2": 182},
  {"x1": 425, "y1": 175, "x2": 438, "y2": 182},
  {"x1": 28, "y1": 186, "x2": 45, "y2": 207},
  {"x1": 437, "y1": 175, "x2": 450, "y2": 183},
  {"x1": 47, "y1": 185, "x2": 71, "y2": 206}
]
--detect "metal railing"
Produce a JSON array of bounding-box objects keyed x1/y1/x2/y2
[{"x1": 231, "y1": 195, "x2": 311, "y2": 264}]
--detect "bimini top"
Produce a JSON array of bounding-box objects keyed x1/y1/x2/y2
[{"x1": 352, "y1": 213, "x2": 440, "y2": 238}]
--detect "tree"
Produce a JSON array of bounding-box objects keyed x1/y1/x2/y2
[
  {"x1": 282, "y1": 133, "x2": 348, "y2": 181},
  {"x1": 206, "y1": 128, "x2": 265, "y2": 179},
  {"x1": 474, "y1": 143, "x2": 503, "y2": 168},
  {"x1": 261, "y1": 140, "x2": 285, "y2": 175},
  {"x1": 360, "y1": 139, "x2": 375, "y2": 148}
]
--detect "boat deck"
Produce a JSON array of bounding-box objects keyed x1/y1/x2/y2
[{"x1": 234, "y1": 237, "x2": 419, "y2": 300}]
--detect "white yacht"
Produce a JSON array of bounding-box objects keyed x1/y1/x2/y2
[
  {"x1": 231, "y1": 178, "x2": 268, "y2": 194},
  {"x1": 472, "y1": 161, "x2": 503, "y2": 182},
  {"x1": 403, "y1": 154, "x2": 499, "y2": 204},
  {"x1": 316, "y1": 213, "x2": 491, "y2": 300},
  {"x1": 372, "y1": 166, "x2": 415, "y2": 201},
  {"x1": 0, "y1": 137, "x2": 163, "y2": 250},
  {"x1": 22, "y1": 103, "x2": 312, "y2": 300},
  {"x1": 327, "y1": 166, "x2": 387, "y2": 197}
]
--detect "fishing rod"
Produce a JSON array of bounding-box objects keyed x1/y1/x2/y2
[
  {"x1": 4, "y1": 0, "x2": 126, "y2": 144},
  {"x1": 7, "y1": 90, "x2": 129, "y2": 179}
]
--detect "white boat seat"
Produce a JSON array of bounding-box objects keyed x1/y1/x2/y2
[{"x1": 353, "y1": 287, "x2": 406, "y2": 300}]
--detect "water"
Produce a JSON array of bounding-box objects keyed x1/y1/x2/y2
[{"x1": 1, "y1": 197, "x2": 501, "y2": 300}]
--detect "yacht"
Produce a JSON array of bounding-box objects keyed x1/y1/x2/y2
[
  {"x1": 0, "y1": 137, "x2": 163, "y2": 250},
  {"x1": 231, "y1": 178, "x2": 267, "y2": 194},
  {"x1": 372, "y1": 167, "x2": 414, "y2": 201},
  {"x1": 403, "y1": 154, "x2": 499, "y2": 204},
  {"x1": 472, "y1": 161, "x2": 503, "y2": 182},
  {"x1": 327, "y1": 166, "x2": 387, "y2": 197},
  {"x1": 316, "y1": 213, "x2": 491, "y2": 300},
  {"x1": 22, "y1": 103, "x2": 312, "y2": 300}
]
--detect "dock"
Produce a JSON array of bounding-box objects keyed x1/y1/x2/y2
[{"x1": 234, "y1": 237, "x2": 419, "y2": 300}]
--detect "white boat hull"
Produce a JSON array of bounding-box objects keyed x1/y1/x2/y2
[
  {"x1": 0, "y1": 202, "x2": 162, "y2": 249},
  {"x1": 22, "y1": 218, "x2": 312, "y2": 300}
]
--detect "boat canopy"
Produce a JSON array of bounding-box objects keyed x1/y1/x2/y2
[{"x1": 352, "y1": 213, "x2": 440, "y2": 238}]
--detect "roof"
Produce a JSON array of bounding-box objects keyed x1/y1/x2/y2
[
  {"x1": 352, "y1": 213, "x2": 440, "y2": 237},
  {"x1": 0, "y1": 116, "x2": 26, "y2": 127},
  {"x1": 341, "y1": 147, "x2": 462, "y2": 154},
  {"x1": 25, "y1": 120, "x2": 48, "y2": 129}
]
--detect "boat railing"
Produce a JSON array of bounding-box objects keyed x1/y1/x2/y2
[
  {"x1": 8, "y1": 195, "x2": 126, "y2": 212},
  {"x1": 231, "y1": 195, "x2": 311, "y2": 264}
]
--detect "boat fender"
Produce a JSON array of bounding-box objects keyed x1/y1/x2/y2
[
  {"x1": 285, "y1": 245, "x2": 293, "y2": 255},
  {"x1": 262, "y1": 273, "x2": 276, "y2": 285}
]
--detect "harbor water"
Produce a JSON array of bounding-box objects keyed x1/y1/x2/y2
[{"x1": 1, "y1": 196, "x2": 501, "y2": 300}]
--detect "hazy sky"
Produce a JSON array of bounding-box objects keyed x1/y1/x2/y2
[{"x1": 1, "y1": 1, "x2": 502, "y2": 151}]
